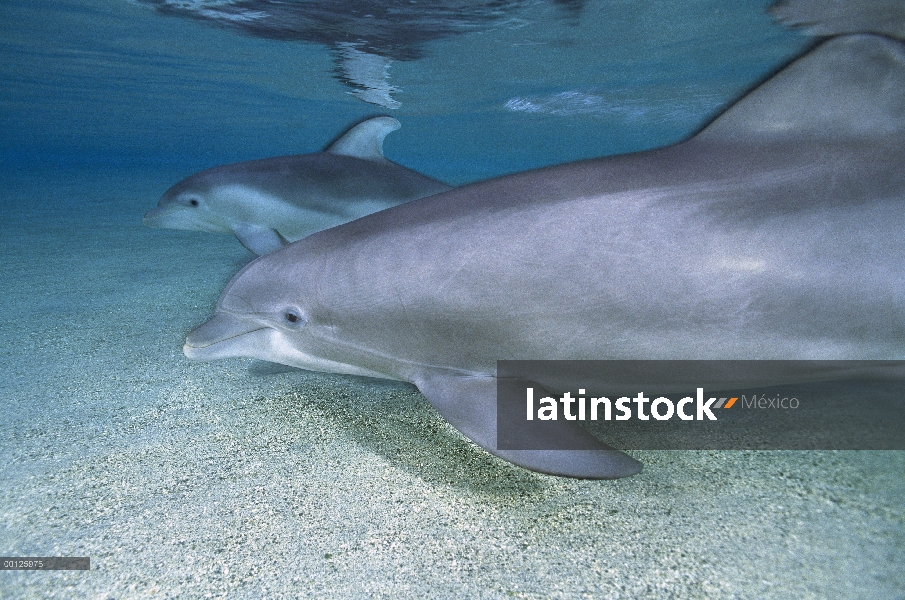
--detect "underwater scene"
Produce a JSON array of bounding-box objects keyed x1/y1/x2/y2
[{"x1": 1, "y1": 0, "x2": 903, "y2": 597}]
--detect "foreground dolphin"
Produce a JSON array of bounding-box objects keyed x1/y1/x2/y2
[
  {"x1": 143, "y1": 116, "x2": 451, "y2": 255},
  {"x1": 183, "y1": 33, "x2": 905, "y2": 478}
]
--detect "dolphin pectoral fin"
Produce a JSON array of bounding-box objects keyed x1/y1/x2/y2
[
  {"x1": 233, "y1": 224, "x2": 290, "y2": 255},
  {"x1": 414, "y1": 372, "x2": 642, "y2": 479}
]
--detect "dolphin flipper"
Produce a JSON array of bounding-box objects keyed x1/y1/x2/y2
[
  {"x1": 233, "y1": 224, "x2": 290, "y2": 255},
  {"x1": 415, "y1": 372, "x2": 642, "y2": 479}
]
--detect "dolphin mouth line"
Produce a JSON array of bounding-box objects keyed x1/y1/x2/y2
[
  {"x1": 183, "y1": 314, "x2": 270, "y2": 350},
  {"x1": 184, "y1": 325, "x2": 269, "y2": 350}
]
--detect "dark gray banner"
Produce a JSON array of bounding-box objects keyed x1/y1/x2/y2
[
  {"x1": 496, "y1": 360, "x2": 905, "y2": 450},
  {"x1": 0, "y1": 557, "x2": 90, "y2": 570}
]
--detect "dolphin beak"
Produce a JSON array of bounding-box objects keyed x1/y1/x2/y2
[
  {"x1": 142, "y1": 205, "x2": 170, "y2": 227},
  {"x1": 143, "y1": 203, "x2": 190, "y2": 228},
  {"x1": 183, "y1": 312, "x2": 268, "y2": 361}
]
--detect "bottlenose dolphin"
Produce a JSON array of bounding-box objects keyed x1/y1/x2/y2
[
  {"x1": 143, "y1": 116, "x2": 451, "y2": 255},
  {"x1": 183, "y1": 33, "x2": 905, "y2": 478}
]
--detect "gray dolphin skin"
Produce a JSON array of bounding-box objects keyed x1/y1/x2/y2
[
  {"x1": 143, "y1": 116, "x2": 451, "y2": 255},
  {"x1": 184, "y1": 31, "x2": 905, "y2": 479}
]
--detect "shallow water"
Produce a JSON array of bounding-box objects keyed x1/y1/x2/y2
[{"x1": 1, "y1": 1, "x2": 903, "y2": 598}]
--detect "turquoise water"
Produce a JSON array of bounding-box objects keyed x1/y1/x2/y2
[
  {"x1": 5, "y1": 1, "x2": 904, "y2": 599},
  {"x1": 1, "y1": 0, "x2": 808, "y2": 181}
]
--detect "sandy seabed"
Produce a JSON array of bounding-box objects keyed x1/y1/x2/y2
[{"x1": 1, "y1": 168, "x2": 902, "y2": 599}]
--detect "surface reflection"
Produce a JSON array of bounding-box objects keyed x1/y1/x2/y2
[{"x1": 132, "y1": 0, "x2": 587, "y2": 108}]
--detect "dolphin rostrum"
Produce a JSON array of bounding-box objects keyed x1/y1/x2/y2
[
  {"x1": 143, "y1": 116, "x2": 451, "y2": 255},
  {"x1": 183, "y1": 32, "x2": 905, "y2": 479}
]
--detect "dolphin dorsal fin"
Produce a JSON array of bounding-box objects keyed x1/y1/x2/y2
[
  {"x1": 326, "y1": 116, "x2": 401, "y2": 161},
  {"x1": 696, "y1": 35, "x2": 905, "y2": 143}
]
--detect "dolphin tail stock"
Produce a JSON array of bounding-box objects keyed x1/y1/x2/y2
[
  {"x1": 770, "y1": 0, "x2": 905, "y2": 41},
  {"x1": 414, "y1": 371, "x2": 642, "y2": 479},
  {"x1": 325, "y1": 116, "x2": 401, "y2": 162}
]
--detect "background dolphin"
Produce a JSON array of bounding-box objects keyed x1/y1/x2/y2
[
  {"x1": 143, "y1": 116, "x2": 451, "y2": 255},
  {"x1": 183, "y1": 32, "x2": 905, "y2": 479}
]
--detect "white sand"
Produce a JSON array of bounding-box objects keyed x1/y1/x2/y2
[{"x1": 1, "y1": 169, "x2": 903, "y2": 598}]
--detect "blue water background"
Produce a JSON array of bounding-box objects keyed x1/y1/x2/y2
[{"x1": 1, "y1": 0, "x2": 808, "y2": 184}]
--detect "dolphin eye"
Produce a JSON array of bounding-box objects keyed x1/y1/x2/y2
[
  {"x1": 189, "y1": 199, "x2": 199, "y2": 207},
  {"x1": 284, "y1": 311, "x2": 303, "y2": 324}
]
